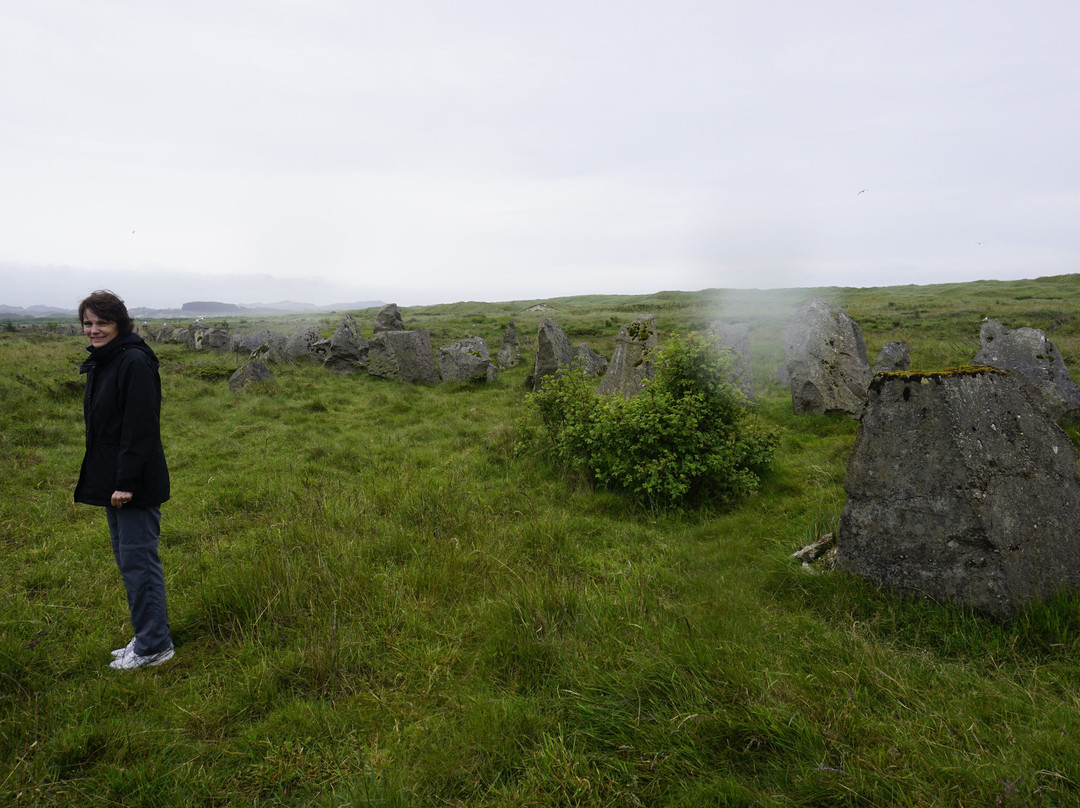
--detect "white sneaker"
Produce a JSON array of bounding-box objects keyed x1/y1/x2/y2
[
  {"x1": 111, "y1": 638, "x2": 136, "y2": 658},
  {"x1": 109, "y1": 645, "x2": 175, "y2": 670}
]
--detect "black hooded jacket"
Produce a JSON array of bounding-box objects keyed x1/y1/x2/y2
[{"x1": 74, "y1": 332, "x2": 170, "y2": 508}]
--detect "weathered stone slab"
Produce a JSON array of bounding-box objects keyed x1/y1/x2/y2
[
  {"x1": 531, "y1": 316, "x2": 575, "y2": 391},
  {"x1": 438, "y1": 337, "x2": 497, "y2": 383},
  {"x1": 974, "y1": 320, "x2": 1080, "y2": 420},
  {"x1": 783, "y1": 298, "x2": 871, "y2": 417},
  {"x1": 229, "y1": 360, "x2": 274, "y2": 392},
  {"x1": 708, "y1": 321, "x2": 754, "y2": 401},
  {"x1": 366, "y1": 330, "x2": 440, "y2": 384},
  {"x1": 837, "y1": 368, "x2": 1080, "y2": 618},
  {"x1": 597, "y1": 315, "x2": 657, "y2": 397}
]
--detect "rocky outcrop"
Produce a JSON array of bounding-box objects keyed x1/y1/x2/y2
[
  {"x1": 783, "y1": 298, "x2": 871, "y2": 417},
  {"x1": 229, "y1": 360, "x2": 274, "y2": 392},
  {"x1": 323, "y1": 315, "x2": 368, "y2": 374},
  {"x1": 438, "y1": 337, "x2": 497, "y2": 383},
  {"x1": 974, "y1": 320, "x2": 1080, "y2": 420},
  {"x1": 531, "y1": 316, "x2": 575, "y2": 391},
  {"x1": 366, "y1": 330, "x2": 440, "y2": 384},
  {"x1": 597, "y1": 315, "x2": 658, "y2": 397},
  {"x1": 708, "y1": 321, "x2": 754, "y2": 401},
  {"x1": 872, "y1": 341, "x2": 910, "y2": 374},
  {"x1": 837, "y1": 368, "x2": 1080, "y2": 618},
  {"x1": 496, "y1": 322, "x2": 520, "y2": 369}
]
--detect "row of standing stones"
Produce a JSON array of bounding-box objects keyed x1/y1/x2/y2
[{"x1": 41, "y1": 299, "x2": 1080, "y2": 617}]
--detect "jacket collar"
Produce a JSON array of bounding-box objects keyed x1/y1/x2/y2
[{"x1": 80, "y1": 332, "x2": 145, "y2": 374}]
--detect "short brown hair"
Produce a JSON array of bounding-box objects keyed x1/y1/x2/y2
[{"x1": 78, "y1": 290, "x2": 134, "y2": 335}]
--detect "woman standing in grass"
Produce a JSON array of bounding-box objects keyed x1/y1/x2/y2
[{"x1": 75, "y1": 290, "x2": 175, "y2": 670}]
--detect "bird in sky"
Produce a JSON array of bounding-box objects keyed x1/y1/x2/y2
[{"x1": 857, "y1": 189, "x2": 868, "y2": 195}]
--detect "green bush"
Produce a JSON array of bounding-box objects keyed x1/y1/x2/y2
[{"x1": 522, "y1": 335, "x2": 778, "y2": 509}]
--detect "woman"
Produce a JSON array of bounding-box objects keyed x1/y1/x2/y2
[{"x1": 75, "y1": 290, "x2": 174, "y2": 669}]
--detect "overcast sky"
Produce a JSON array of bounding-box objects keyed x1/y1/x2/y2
[{"x1": 3, "y1": 0, "x2": 1078, "y2": 309}]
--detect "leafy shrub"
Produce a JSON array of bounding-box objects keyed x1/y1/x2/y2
[{"x1": 521, "y1": 335, "x2": 778, "y2": 509}]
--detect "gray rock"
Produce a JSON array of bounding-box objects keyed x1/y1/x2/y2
[
  {"x1": 496, "y1": 322, "x2": 520, "y2": 369},
  {"x1": 783, "y1": 298, "x2": 871, "y2": 417},
  {"x1": 837, "y1": 368, "x2": 1080, "y2": 618},
  {"x1": 872, "y1": 341, "x2": 910, "y2": 373},
  {"x1": 438, "y1": 337, "x2": 497, "y2": 383},
  {"x1": 373, "y1": 303, "x2": 405, "y2": 333},
  {"x1": 186, "y1": 322, "x2": 209, "y2": 350},
  {"x1": 205, "y1": 328, "x2": 232, "y2": 353},
  {"x1": 282, "y1": 326, "x2": 324, "y2": 363},
  {"x1": 597, "y1": 315, "x2": 658, "y2": 397},
  {"x1": 532, "y1": 316, "x2": 575, "y2": 391},
  {"x1": 974, "y1": 320, "x2": 1080, "y2": 419},
  {"x1": 323, "y1": 315, "x2": 368, "y2": 374},
  {"x1": 573, "y1": 343, "x2": 608, "y2": 377},
  {"x1": 232, "y1": 329, "x2": 282, "y2": 360},
  {"x1": 366, "y1": 330, "x2": 440, "y2": 384},
  {"x1": 708, "y1": 321, "x2": 754, "y2": 401},
  {"x1": 229, "y1": 360, "x2": 274, "y2": 392}
]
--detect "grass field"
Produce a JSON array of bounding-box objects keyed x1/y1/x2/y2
[{"x1": 3, "y1": 274, "x2": 1080, "y2": 806}]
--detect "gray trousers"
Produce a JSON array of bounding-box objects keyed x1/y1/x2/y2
[{"x1": 106, "y1": 505, "x2": 172, "y2": 656}]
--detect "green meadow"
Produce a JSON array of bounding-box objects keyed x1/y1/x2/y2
[{"x1": 3, "y1": 274, "x2": 1080, "y2": 807}]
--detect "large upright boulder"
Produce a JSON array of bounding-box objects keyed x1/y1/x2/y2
[
  {"x1": 783, "y1": 298, "x2": 871, "y2": 417},
  {"x1": 323, "y1": 315, "x2": 368, "y2": 374},
  {"x1": 837, "y1": 368, "x2": 1080, "y2": 618},
  {"x1": 531, "y1": 316, "x2": 575, "y2": 391},
  {"x1": 373, "y1": 303, "x2": 405, "y2": 334},
  {"x1": 597, "y1": 315, "x2": 658, "y2": 397},
  {"x1": 708, "y1": 321, "x2": 754, "y2": 401},
  {"x1": 366, "y1": 330, "x2": 439, "y2": 384},
  {"x1": 974, "y1": 320, "x2": 1080, "y2": 420},
  {"x1": 438, "y1": 337, "x2": 497, "y2": 383}
]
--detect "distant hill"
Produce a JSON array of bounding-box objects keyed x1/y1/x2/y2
[{"x1": 1, "y1": 299, "x2": 385, "y2": 319}]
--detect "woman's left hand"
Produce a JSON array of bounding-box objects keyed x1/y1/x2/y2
[{"x1": 111, "y1": 490, "x2": 134, "y2": 508}]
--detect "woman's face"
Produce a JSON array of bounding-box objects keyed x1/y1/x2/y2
[{"x1": 82, "y1": 308, "x2": 119, "y2": 349}]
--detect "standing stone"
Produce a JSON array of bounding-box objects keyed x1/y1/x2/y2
[
  {"x1": 837, "y1": 368, "x2": 1080, "y2": 618},
  {"x1": 573, "y1": 343, "x2": 608, "y2": 377},
  {"x1": 186, "y1": 322, "x2": 209, "y2": 350},
  {"x1": 783, "y1": 298, "x2": 871, "y2": 417},
  {"x1": 323, "y1": 315, "x2": 368, "y2": 374},
  {"x1": 229, "y1": 360, "x2": 275, "y2": 392},
  {"x1": 438, "y1": 337, "x2": 498, "y2": 383},
  {"x1": 974, "y1": 320, "x2": 1080, "y2": 420},
  {"x1": 531, "y1": 316, "x2": 575, "y2": 391},
  {"x1": 708, "y1": 321, "x2": 754, "y2": 401},
  {"x1": 282, "y1": 326, "x2": 324, "y2": 363},
  {"x1": 497, "y1": 322, "x2": 520, "y2": 369},
  {"x1": 373, "y1": 303, "x2": 405, "y2": 334},
  {"x1": 366, "y1": 330, "x2": 440, "y2": 384},
  {"x1": 872, "y1": 341, "x2": 910, "y2": 374},
  {"x1": 597, "y1": 315, "x2": 658, "y2": 397}
]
